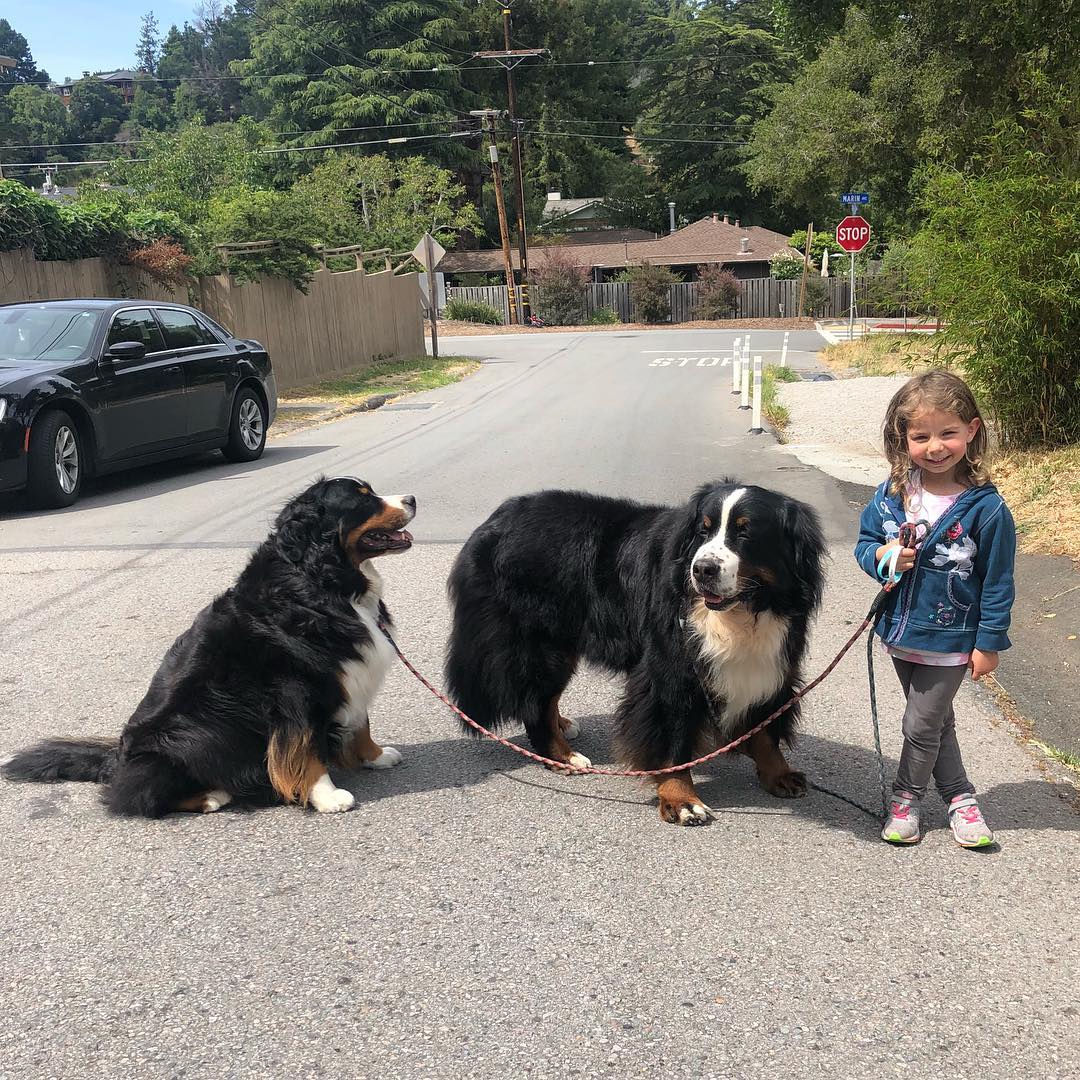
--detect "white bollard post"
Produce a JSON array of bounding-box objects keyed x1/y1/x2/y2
[
  {"x1": 780, "y1": 330, "x2": 790, "y2": 368},
  {"x1": 750, "y1": 355, "x2": 764, "y2": 432},
  {"x1": 743, "y1": 334, "x2": 751, "y2": 369},
  {"x1": 731, "y1": 337, "x2": 742, "y2": 393},
  {"x1": 740, "y1": 362, "x2": 751, "y2": 409}
]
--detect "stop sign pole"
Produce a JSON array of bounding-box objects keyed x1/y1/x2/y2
[{"x1": 836, "y1": 212, "x2": 871, "y2": 341}]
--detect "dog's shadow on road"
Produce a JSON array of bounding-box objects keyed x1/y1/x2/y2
[{"x1": 338, "y1": 720, "x2": 1080, "y2": 842}]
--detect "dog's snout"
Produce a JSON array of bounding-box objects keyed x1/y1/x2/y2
[
  {"x1": 401, "y1": 495, "x2": 416, "y2": 511},
  {"x1": 692, "y1": 557, "x2": 721, "y2": 584}
]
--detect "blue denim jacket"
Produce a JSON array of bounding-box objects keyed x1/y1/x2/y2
[{"x1": 855, "y1": 480, "x2": 1016, "y2": 653}]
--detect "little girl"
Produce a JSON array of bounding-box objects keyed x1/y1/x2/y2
[{"x1": 855, "y1": 370, "x2": 1015, "y2": 848}]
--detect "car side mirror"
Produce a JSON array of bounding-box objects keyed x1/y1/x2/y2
[{"x1": 104, "y1": 340, "x2": 146, "y2": 362}]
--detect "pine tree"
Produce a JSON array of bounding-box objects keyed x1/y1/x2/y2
[{"x1": 136, "y1": 12, "x2": 161, "y2": 73}]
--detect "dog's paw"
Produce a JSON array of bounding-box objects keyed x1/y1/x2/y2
[
  {"x1": 363, "y1": 746, "x2": 403, "y2": 770},
  {"x1": 311, "y1": 786, "x2": 355, "y2": 814},
  {"x1": 202, "y1": 790, "x2": 232, "y2": 813},
  {"x1": 559, "y1": 716, "x2": 581, "y2": 740},
  {"x1": 659, "y1": 798, "x2": 714, "y2": 826},
  {"x1": 761, "y1": 769, "x2": 807, "y2": 799}
]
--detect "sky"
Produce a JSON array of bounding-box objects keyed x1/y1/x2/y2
[{"x1": 8, "y1": 2, "x2": 199, "y2": 83}]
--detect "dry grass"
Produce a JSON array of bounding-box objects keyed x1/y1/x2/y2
[
  {"x1": 762, "y1": 364, "x2": 799, "y2": 438},
  {"x1": 281, "y1": 356, "x2": 479, "y2": 406},
  {"x1": 821, "y1": 334, "x2": 951, "y2": 377},
  {"x1": 995, "y1": 445, "x2": 1080, "y2": 561}
]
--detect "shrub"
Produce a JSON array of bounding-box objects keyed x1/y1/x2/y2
[
  {"x1": 445, "y1": 298, "x2": 503, "y2": 325},
  {"x1": 530, "y1": 247, "x2": 588, "y2": 325},
  {"x1": 587, "y1": 306, "x2": 621, "y2": 325},
  {"x1": 625, "y1": 263, "x2": 677, "y2": 323},
  {"x1": 769, "y1": 252, "x2": 804, "y2": 280},
  {"x1": 801, "y1": 279, "x2": 830, "y2": 316},
  {"x1": 908, "y1": 75, "x2": 1080, "y2": 446},
  {"x1": 693, "y1": 265, "x2": 742, "y2": 319},
  {"x1": 122, "y1": 239, "x2": 194, "y2": 289}
]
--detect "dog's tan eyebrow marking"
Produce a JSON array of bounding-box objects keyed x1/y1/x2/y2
[
  {"x1": 703, "y1": 516, "x2": 712, "y2": 530},
  {"x1": 735, "y1": 516, "x2": 749, "y2": 528}
]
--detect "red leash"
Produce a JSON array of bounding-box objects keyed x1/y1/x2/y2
[{"x1": 378, "y1": 591, "x2": 891, "y2": 778}]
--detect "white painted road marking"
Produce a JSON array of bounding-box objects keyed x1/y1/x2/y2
[{"x1": 648, "y1": 356, "x2": 730, "y2": 367}]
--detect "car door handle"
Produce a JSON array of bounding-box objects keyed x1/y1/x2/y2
[{"x1": 164, "y1": 365, "x2": 181, "y2": 374}]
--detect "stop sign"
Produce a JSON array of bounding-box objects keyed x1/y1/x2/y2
[{"x1": 836, "y1": 215, "x2": 871, "y2": 253}]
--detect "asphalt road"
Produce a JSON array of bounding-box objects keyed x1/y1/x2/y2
[{"x1": 1, "y1": 327, "x2": 1077, "y2": 1080}]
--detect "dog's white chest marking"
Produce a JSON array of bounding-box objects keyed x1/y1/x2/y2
[
  {"x1": 688, "y1": 602, "x2": 789, "y2": 732},
  {"x1": 335, "y1": 567, "x2": 395, "y2": 731}
]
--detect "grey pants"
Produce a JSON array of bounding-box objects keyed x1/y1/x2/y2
[{"x1": 891, "y1": 659, "x2": 974, "y2": 802}]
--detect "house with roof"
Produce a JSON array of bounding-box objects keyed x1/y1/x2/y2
[
  {"x1": 541, "y1": 193, "x2": 612, "y2": 232},
  {"x1": 54, "y1": 70, "x2": 139, "y2": 107},
  {"x1": 437, "y1": 214, "x2": 797, "y2": 284}
]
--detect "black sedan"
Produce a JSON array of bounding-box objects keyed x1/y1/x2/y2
[{"x1": 0, "y1": 299, "x2": 277, "y2": 508}]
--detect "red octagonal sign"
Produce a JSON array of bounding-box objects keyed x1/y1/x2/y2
[{"x1": 836, "y1": 215, "x2": 871, "y2": 253}]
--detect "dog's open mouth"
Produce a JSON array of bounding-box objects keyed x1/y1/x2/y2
[
  {"x1": 358, "y1": 528, "x2": 413, "y2": 553},
  {"x1": 699, "y1": 590, "x2": 742, "y2": 612}
]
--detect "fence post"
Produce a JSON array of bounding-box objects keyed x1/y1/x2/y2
[
  {"x1": 750, "y1": 356, "x2": 764, "y2": 432},
  {"x1": 732, "y1": 337, "x2": 742, "y2": 394}
]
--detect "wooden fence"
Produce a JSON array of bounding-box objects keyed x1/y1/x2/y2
[
  {"x1": 446, "y1": 274, "x2": 915, "y2": 325},
  {"x1": 0, "y1": 248, "x2": 424, "y2": 391}
]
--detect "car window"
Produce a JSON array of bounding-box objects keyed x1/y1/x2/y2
[
  {"x1": 0, "y1": 306, "x2": 101, "y2": 362},
  {"x1": 107, "y1": 309, "x2": 167, "y2": 353},
  {"x1": 155, "y1": 308, "x2": 216, "y2": 349}
]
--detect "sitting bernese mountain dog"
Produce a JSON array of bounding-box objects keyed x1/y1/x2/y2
[
  {"x1": 445, "y1": 480, "x2": 826, "y2": 826},
  {"x1": 2, "y1": 477, "x2": 414, "y2": 817}
]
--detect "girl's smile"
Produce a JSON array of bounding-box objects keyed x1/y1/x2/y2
[{"x1": 906, "y1": 409, "x2": 981, "y2": 483}]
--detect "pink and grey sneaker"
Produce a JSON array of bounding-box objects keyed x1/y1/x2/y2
[
  {"x1": 948, "y1": 794, "x2": 995, "y2": 848},
  {"x1": 881, "y1": 792, "x2": 920, "y2": 844}
]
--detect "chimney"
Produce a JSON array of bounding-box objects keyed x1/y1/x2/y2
[
  {"x1": 668, "y1": 201, "x2": 676, "y2": 234},
  {"x1": 735, "y1": 218, "x2": 741, "y2": 228},
  {"x1": 722, "y1": 214, "x2": 729, "y2": 225},
  {"x1": 711, "y1": 212, "x2": 718, "y2": 223},
  {"x1": 740, "y1": 237, "x2": 750, "y2": 254}
]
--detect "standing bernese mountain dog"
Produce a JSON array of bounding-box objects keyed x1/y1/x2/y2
[
  {"x1": 2, "y1": 477, "x2": 415, "y2": 817},
  {"x1": 445, "y1": 480, "x2": 826, "y2": 825}
]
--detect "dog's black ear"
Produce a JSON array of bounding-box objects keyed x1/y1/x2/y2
[
  {"x1": 784, "y1": 497, "x2": 827, "y2": 611},
  {"x1": 275, "y1": 483, "x2": 330, "y2": 565}
]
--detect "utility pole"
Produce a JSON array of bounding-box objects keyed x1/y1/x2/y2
[
  {"x1": 472, "y1": 110, "x2": 518, "y2": 324},
  {"x1": 474, "y1": 13, "x2": 545, "y2": 324}
]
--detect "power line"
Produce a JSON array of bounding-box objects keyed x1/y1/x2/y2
[
  {"x1": 1, "y1": 130, "x2": 479, "y2": 170},
  {"x1": 524, "y1": 128, "x2": 749, "y2": 147}
]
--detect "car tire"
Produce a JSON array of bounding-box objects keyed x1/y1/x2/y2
[
  {"x1": 26, "y1": 409, "x2": 84, "y2": 509},
  {"x1": 222, "y1": 386, "x2": 267, "y2": 463}
]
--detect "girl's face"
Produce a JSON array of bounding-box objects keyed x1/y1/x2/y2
[{"x1": 906, "y1": 408, "x2": 981, "y2": 478}]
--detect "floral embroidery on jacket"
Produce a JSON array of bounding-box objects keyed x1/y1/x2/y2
[
  {"x1": 945, "y1": 521, "x2": 964, "y2": 541},
  {"x1": 931, "y1": 535, "x2": 976, "y2": 579}
]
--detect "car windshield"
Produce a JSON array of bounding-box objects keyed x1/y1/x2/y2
[{"x1": 0, "y1": 306, "x2": 102, "y2": 362}]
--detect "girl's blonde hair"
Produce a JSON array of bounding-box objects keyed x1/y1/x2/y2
[{"x1": 882, "y1": 370, "x2": 991, "y2": 499}]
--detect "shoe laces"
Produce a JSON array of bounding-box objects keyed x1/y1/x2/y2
[
  {"x1": 889, "y1": 800, "x2": 913, "y2": 820},
  {"x1": 951, "y1": 798, "x2": 984, "y2": 825}
]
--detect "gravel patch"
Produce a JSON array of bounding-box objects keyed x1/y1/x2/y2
[{"x1": 774, "y1": 375, "x2": 908, "y2": 487}]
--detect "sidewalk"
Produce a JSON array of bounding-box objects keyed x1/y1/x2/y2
[
  {"x1": 815, "y1": 318, "x2": 943, "y2": 345},
  {"x1": 776, "y1": 375, "x2": 1080, "y2": 761}
]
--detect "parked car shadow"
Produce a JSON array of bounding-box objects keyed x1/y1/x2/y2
[{"x1": 0, "y1": 444, "x2": 336, "y2": 518}]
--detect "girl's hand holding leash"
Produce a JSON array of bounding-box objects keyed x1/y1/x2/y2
[{"x1": 875, "y1": 542, "x2": 916, "y2": 575}]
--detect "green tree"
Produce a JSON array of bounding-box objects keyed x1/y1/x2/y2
[
  {"x1": 0, "y1": 18, "x2": 50, "y2": 86},
  {"x1": 241, "y1": 0, "x2": 470, "y2": 161},
  {"x1": 636, "y1": 3, "x2": 795, "y2": 226},
  {"x1": 908, "y1": 75, "x2": 1080, "y2": 448},
  {"x1": 290, "y1": 153, "x2": 481, "y2": 252},
  {"x1": 4, "y1": 85, "x2": 71, "y2": 153},
  {"x1": 68, "y1": 78, "x2": 129, "y2": 144},
  {"x1": 136, "y1": 11, "x2": 161, "y2": 72}
]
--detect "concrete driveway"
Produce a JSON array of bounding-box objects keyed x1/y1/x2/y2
[{"x1": 1, "y1": 327, "x2": 1076, "y2": 1079}]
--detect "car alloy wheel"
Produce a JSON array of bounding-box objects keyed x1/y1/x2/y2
[
  {"x1": 238, "y1": 396, "x2": 264, "y2": 452},
  {"x1": 54, "y1": 424, "x2": 80, "y2": 494}
]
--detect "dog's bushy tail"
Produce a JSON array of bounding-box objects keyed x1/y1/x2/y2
[{"x1": 1, "y1": 738, "x2": 119, "y2": 784}]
